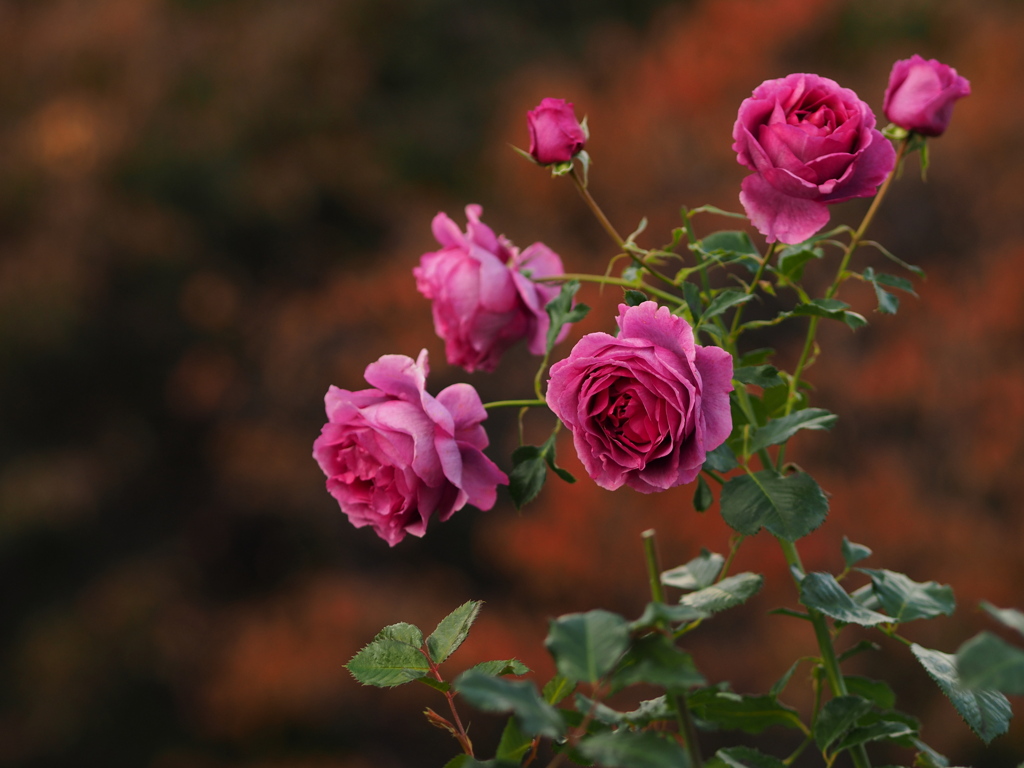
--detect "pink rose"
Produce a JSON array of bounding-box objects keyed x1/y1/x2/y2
[
  {"x1": 546, "y1": 302, "x2": 733, "y2": 494},
  {"x1": 883, "y1": 55, "x2": 970, "y2": 137},
  {"x1": 312, "y1": 350, "x2": 507, "y2": 546},
  {"x1": 732, "y1": 73, "x2": 896, "y2": 245},
  {"x1": 414, "y1": 204, "x2": 567, "y2": 373},
  {"x1": 527, "y1": 97, "x2": 586, "y2": 165}
]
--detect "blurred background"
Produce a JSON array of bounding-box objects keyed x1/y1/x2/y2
[{"x1": 1, "y1": 0, "x2": 1023, "y2": 765}]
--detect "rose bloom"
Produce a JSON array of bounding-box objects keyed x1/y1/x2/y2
[
  {"x1": 414, "y1": 204, "x2": 567, "y2": 373},
  {"x1": 883, "y1": 55, "x2": 971, "y2": 137},
  {"x1": 527, "y1": 97, "x2": 586, "y2": 165},
  {"x1": 312, "y1": 350, "x2": 507, "y2": 546},
  {"x1": 546, "y1": 302, "x2": 733, "y2": 493},
  {"x1": 733, "y1": 73, "x2": 896, "y2": 245}
]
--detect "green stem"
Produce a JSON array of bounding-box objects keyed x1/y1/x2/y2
[
  {"x1": 535, "y1": 273, "x2": 681, "y2": 305},
  {"x1": 729, "y1": 242, "x2": 776, "y2": 341},
  {"x1": 776, "y1": 537, "x2": 872, "y2": 768},
  {"x1": 567, "y1": 168, "x2": 680, "y2": 293},
  {"x1": 782, "y1": 137, "x2": 909, "y2": 422},
  {"x1": 569, "y1": 166, "x2": 627, "y2": 251},
  {"x1": 483, "y1": 398, "x2": 547, "y2": 410},
  {"x1": 641, "y1": 530, "x2": 704, "y2": 768}
]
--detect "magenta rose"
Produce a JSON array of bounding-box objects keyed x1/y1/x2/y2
[
  {"x1": 732, "y1": 73, "x2": 896, "y2": 245},
  {"x1": 546, "y1": 302, "x2": 733, "y2": 494},
  {"x1": 414, "y1": 204, "x2": 567, "y2": 373},
  {"x1": 312, "y1": 350, "x2": 508, "y2": 546},
  {"x1": 527, "y1": 97, "x2": 586, "y2": 165},
  {"x1": 883, "y1": 55, "x2": 971, "y2": 137}
]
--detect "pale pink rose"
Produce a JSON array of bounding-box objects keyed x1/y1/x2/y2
[
  {"x1": 546, "y1": 302, "x2": 733, "y2": 494},
  {"x1": 733, "y1": 73, "x2": 896, "y2": 244},
  {"x1": 527, "y1": 97, "x2": 586, "y2": 165},
  {"x1": 884, "y1": 55, "x2": 970, "y2": 137},
  {"x1": 312, "y1": 350, "x2": 507, "y2": 546},
  {"x1": 414, "y1": 205, "x2": 567, "y2": 373}
]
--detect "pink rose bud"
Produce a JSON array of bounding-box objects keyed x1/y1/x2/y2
[
  {"x1": 732, "y1": 73, "x2": 896, "y2": 245},
  {"x1": 414, "y1": 205, "x2": 569, "y2": 373},
  {"x1": 546, "y1": 302, "x2": 734, "y2": 494},
  {"x1": 312, "y1": 350, "x2": 508, "y2": 546},
  {"x1": 527, "y1": 97, "x2": 586, "y2": 165},
  {"x1": 883, "y1": 55, "x2": 971, "y2": 137}
]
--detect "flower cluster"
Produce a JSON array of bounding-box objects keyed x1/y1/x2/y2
[{"x1": 314, "y1": 61, "x2": 970, "y2": 547}]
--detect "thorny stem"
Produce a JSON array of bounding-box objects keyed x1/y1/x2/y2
[
  {"x1": 776, "y1": 537, "x2": 872, "y2": 768},
  {"x1": 641, "y1": 530, "x2": 704, "y2": 768},
  {"x1": 782, "y1": 137, "x2": 910, "y2": 421},
  {"x1": 425, "y1": 652, "x2": 474, "y2": 757},
  {"x1": 483, "y1": 398, "x2": 546, "y2": 410},
  {"x1": 535, "y1": 273, "x2": 681, "y2": 305},
  {"x1": 729, "y1": 241, "x2": 777, "y2": 342},
  {"x1": 567, "y1": 167, "x2": 680, "y2": 293}
]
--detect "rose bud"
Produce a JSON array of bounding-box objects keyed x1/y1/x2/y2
[
  {"x1": 883, "y1": 55, "x2": 971, "y2": 137},
  {"x1": 527, "y1": 97, "x2": 586, "y2": 165}
]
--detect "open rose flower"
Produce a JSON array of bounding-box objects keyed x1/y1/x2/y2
[
  {"x1": 527, "y1": 98, "x2": 586, "y2": 165},
  {"x1": 414, "y1": 204, "x2": 567, "y2": 373},
  {"x1": 312, "y1": 350, "x2": 507, "y2": 546},
  {"x1": 546, "y1": 302, "x2": 733, "y2": 493},
  {"x1": 733, "y1": 73, "x2": 896, "y2": 244},
  {"x1": 883, "y1": 55, "x2": 971, "y2": 136}
]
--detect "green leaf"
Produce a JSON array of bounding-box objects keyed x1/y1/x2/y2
[
  {"x1": 578, "y1": 730, "x2": 690, "y2": 768},
  {"x1": 611, "y1": 633, "x2": 705, "y2": 691},
  {"x1": 454, "y1": 670, "x2": 565, "y2": 739},
  {"x1": 844, "y1": 676, "x2": 896, "y2": 709},
  {"x1": 707, "y1": 746, "x2": 787, "y2": 768},
  {"x1": 545, "y1": 280, "x2": 590, "y2": 352},
  {"x1": 620, "y1": 696, "x2": 676, "y2": 726},
  {"x1": 345, "y1": 622, "x2": 430, "y2": 687},
  {"x1": 776, "y1": 244, "x2": 824, "y2": 281},
  {"x1": 956, "y1": 631, "x2": 1024, "y2": 695},
  {"x1": 702, "y1": 289, "x2": 755, "y2": 322},
  {"x1": 688, "y1": 689, "x2": 804, "y2": 734},
  {"x1": 427, "y1": 601, "x2": 482, "y2": 664},
  {"x1": 838, "y1": 640, "x2": 881, "y2": 663},
  {"x1": 545, "y1": 610, "x2": 630, "y2": 683},
  {"x1": 661, "y1": 549, "x2": 725, "y2": 591},
  {"x1": 792, "y1": 298, "x2": 867, "y2": 330},
  {"x1": 693, "y1": 475, "x2": 713, "y2": 512},
  {"x1": 541, "y1": 673, "x2": 574, "y2": 706},
  {"x1": 910, "y1": 643, "x2": 1011, "y2": 744},
  {"x1": 799, "y1": 573, "x2": 891, "y2": 626},
  {"x1": 769, "y1": 659, "x2": 804, "y2": 697},
  {"x1": 631, "y1": 601, "x2": 708, "y2": 630},
  {"x1": 814, "y1": 695, "x2": 874, "y2": 752},
  {"x1": 679, "y1": 573, "x2": 763, "y2": 614},
  {"x1": 842, "y1": 537, "x2": 872, "y2": 568},
  {"x1": 624, "y1": 289, "x2": 647, "y2": 306},
  {"x1": 496, "y1": 717, "x2": 533, "y2": 763},
  {"x1": 701, "y1": 230, "x2": 760, "y2": 256},
  {"x1": 703, "y1": 442, "x2": 738, "y2": 473},
  {"x1": 734, "y1": 365, "x2": 782, "y2": 389},
  {"x1": 738, "y1": 347, "x2": 776, "y2": 366},
  {"x1": 574, "y1": 693, "x2": 627, "y2": 726},
  {"x1": 719, "y1": 470, "x2": 828, "y2": 541},
  {"x1": 835, "y1": 715, "x2": 918, "y2": 753},
  {"x1": 748, "y1": 408, "x2": 837, "y2": 453},
  {"x1": 682, "y1": 281, "x2": 703, "y2": 322},
  {"x1": 912, "y1": 738, "x2": 950, "y2": 767},
  {"x1": 981, "y1": 601, "x2": 1024, "y2": 637},
  {"x1": 508, "y1": 445, "x2": 547, "y2": 509},
  {"x1": 470, "y1": 659, "x2": 531, "y2": 677},
  {"x1": 860, "y1": 569, "x2": 955, "y2": 622}
]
